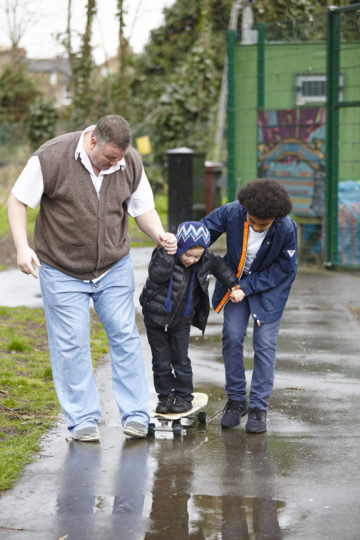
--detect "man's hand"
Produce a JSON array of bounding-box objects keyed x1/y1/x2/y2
[
  {"x1": 230, "y1": 288, "x2": 245, "y2": 303},
  {"x1": 17, "y1": 246, "x2": 40, "y2": 279},
  {"x1": 159, "y1": 232, "x2": 177, "y2": 254}
]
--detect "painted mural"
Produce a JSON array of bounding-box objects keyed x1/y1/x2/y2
[
  {"x1": 338, "y1": 181, "x2": 360, "y2": 267},
  {"x1": 258, "y1": 108, "x2": 326, "y2": 216}
]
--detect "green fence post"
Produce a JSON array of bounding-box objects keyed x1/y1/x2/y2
[
  {"x1": 325, "y1": 6, "x2": 340, "y2": 266},
  {"x1": 227, "y1": 29, "x2": 236, "y2": 202},
  {"x1": 257, "y1": 22, "x2": 265, "y2": 181},
  {"x1": 257, "y1": 22, "x2": 265, "y2": 112}
]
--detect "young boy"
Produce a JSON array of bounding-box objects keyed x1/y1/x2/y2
[
  {"x1": 201, "y1": 178, "x2": 298, "y2": 434},
  {"x1": 140, "y1": 221, "x2": 242, "y2": 414}
]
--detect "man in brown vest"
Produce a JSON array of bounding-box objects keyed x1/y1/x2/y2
[{"x1": 7, "y1": 115, "x2": 177, "y2": 442}]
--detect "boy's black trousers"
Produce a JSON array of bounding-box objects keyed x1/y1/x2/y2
[{"x1": 144, "y1": 319, "x2": 193, "y2": 400}]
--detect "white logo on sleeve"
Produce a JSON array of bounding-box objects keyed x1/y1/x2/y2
[{"x1": 287, "y1": 250, "x2": 295, "y2": 257}]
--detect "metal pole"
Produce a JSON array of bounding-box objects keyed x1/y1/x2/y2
[
  {"x1": 227, "y1": 29, "x2": 236, "y2": 202},
  {"x1": 325, "y1": 6, "x2": 340, "y2": 266},
  {"x1": 257, "y1": 22, "x2": 265, "y2": 112}
]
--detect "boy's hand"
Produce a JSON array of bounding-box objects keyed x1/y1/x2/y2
[{"x1": 230, "y1": 288, "x2": 245, "y2": 303}]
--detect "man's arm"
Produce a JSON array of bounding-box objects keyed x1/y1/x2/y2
[
  {"x1": 135, "y1": 209, "x2": 177, "y2": 254},
  {"x1": 7, "y1": 193, "x2": 40, "y2": 279}
]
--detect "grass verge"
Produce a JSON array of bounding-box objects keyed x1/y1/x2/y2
[{"x1": 0, "y1": 306, "x2": 108, "y2": 492}]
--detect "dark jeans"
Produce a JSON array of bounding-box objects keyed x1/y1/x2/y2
[
  {"x1": 145, "y1": 320, "x2": 193, "y2": 399},
  {"x1": 222, "y1": 299, "x2": 282, "y2": 409}
]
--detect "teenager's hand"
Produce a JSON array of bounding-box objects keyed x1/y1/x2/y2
[
  {"x1": 159, "y1": 232, "x2": 177, "y2": 254},
  {"x1": 230, "y1": 289, "x2": 245, "y2": 303}
]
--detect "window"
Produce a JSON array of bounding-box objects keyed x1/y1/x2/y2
[
  {"x1": 295, "y1": 74, "x2": 344, "y2": 105},
  {"x1": 49, "y1": 72, "x2": 58, "y2": 85}
]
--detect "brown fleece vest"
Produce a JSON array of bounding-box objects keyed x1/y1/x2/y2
[{"x1": 34, "y1": 131, "x2": 143, "y2": 279}]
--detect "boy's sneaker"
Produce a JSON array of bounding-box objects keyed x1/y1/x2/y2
[
  {"x1": 170, "y1": 397, "x2": 192, "y2": 413},
  {"x1": 156, "y1": 395, "x2": 175, "y2": 414},
  {"x1": 245, "y1": 407, "x2": 267, "y2": 433},
  {"x1": 123, "y1": 421, "x2": 148, "y2": 438},
  {"x1": 72, "y1": 426, "x2": 100, "y2": 442},
  {"x1": 221, "y1": 400, "x2": 248, "y2": 429}
]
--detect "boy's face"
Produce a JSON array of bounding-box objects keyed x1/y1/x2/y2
[
  {"x1": 246, "y1": 213, "x2": 274, "y2": 233},
  {"x1": 179, "y1": 246, "x2": 205, "y2": 267}
]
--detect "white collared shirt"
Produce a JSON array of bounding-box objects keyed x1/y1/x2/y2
[{"x1": 11, "y1": 125, "x2": 155, "y2": 217}]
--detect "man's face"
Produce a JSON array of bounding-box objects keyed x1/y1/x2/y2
[
  {"x1": 89, "y1": 137, "x2": 127, "y2": 171},
  {"x1": 246, "y1": 213, "x2": 274, "y2": 233}
]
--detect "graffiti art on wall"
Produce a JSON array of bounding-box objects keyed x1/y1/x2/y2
[
  {"x1": 338, "y1": 181, "x2": 360, "y2": 267},
  {"x1": 258, "y1": 108, "x2": 326, "y2": 216}
]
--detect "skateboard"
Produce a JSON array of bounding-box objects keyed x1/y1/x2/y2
[{"x1": 148, "y1": 392, "x2": 208, "y2": 440}]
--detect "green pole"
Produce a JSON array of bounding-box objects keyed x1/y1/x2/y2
[
  {"x1": 227, "y1": 29, "x2": 236, "y2": 202},
  {"x1": 325, "y1": 6, "x2": 340, "y2": 266},
  {"x1": 257, "y1": 22, "x2": 265, "y2": 180},
  {"x1": 257, "y1": 22, "x2": 265, "y2": 112}
]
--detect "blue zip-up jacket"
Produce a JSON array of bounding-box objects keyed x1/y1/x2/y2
[{"x1": 201, "y1": 202, "x2": 298, "y2": 325}]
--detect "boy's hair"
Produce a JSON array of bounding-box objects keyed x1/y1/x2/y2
[
  {"x1": 237, "y1": 178, "x2": 293, "y2": 219},
  {"x1": 186, "y1": 245, "x2": 204, "y2": 251}
]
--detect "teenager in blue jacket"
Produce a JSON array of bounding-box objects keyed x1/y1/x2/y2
[{"x1": 201, "y1": 178, "x2": 298, "y2": 433}]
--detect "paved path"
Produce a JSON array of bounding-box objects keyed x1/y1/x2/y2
[{"x1": 1, "y1": 252, "x2": 360, "y2": 539}]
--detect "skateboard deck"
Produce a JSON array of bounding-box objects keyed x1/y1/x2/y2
[{"x1": 149, "y1": 392, "x2": 208, "y2": 439}]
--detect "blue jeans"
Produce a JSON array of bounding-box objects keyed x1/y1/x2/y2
[
  {"x1": 222, "y1": 299, "x2": 282, "y2": 410},
  {"x1": 39, "y1": 255, "x2": 149, "y2": 432}
]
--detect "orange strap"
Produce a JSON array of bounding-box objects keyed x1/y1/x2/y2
[{"x1": 215, "y1": 221, "x2": 249, "y2": 313}]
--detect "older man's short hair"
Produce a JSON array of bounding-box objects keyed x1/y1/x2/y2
[{"x1": 93, "y1": 115, "x2": 132, "y2": 149}]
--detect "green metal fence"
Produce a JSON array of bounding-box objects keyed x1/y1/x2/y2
[
  {"x1": 325, "y1": 4, "x2": 360, "y2": 269},
  {"x1": 227, "y1": 5, "x2": 360, "y2": 268}
]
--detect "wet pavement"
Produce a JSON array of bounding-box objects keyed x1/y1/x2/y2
[{"x1": 1, "y1": 248, "x2": 360, "y2": 539}]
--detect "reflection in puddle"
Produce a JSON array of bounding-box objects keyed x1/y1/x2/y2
[
  {"x1": 188, "y1": 494, "x2": 284, "y2": 539},
  {"x1": 145, "y1": 433, "x2": 285, "y2": 539},
  {"x1": 55, "y1": 439, "x2": 153, "y2": 539}
]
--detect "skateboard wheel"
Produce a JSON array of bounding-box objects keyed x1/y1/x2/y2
[
  {"x1": 198, "y1": 411, "x2": 207, "y2": 423},
  {"x1": 148, "y1": 423, "x2": 155, "y2": 436},
  {"x1": 173, "y1": 424, "x2": 182, "y2": 436}
]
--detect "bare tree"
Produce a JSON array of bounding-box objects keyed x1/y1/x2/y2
[
  {"x1": 2, "y1": 0, "x2": 38, "y2": 63},
  {"x1": 116, "y1": 0, "x2": 128, "y2": 112}
]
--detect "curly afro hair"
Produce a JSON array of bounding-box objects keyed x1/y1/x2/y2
[{"x1": 237, "y1": 178, "x2": 293, "y2": 219}]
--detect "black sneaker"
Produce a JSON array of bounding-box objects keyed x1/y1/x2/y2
[
  {"x1": 221, "y1": 400, "x2": 248, "y2": 429},
  {"x1": 245, "y1": 407, "x2": 267, "y2": 433},
  {"x1": 155, "y1": 395, "x2": 175, "y2": 414},
  {"x1": 170, "y1": 397, "x2": 192, "y2": 413}
]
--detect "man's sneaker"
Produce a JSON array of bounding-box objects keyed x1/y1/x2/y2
[
  {"x1": 123, "y1": 421, "x2": 148, "y2": 438},
  {"x1": 156, "y1": 394, "x2": 175, "y2": 414},
  {"x1": 170, "y1": 397, "x2": 192, "y2": 413},
  {"x1": 245, "y1": 407, "x2": 267, "y2": 433},
  {"x1": 221, "y1": 400, "x2": 248, "y2": 429},
  {"x1": 72, "y1": 426, "x2": 100, "y2": 442}
]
